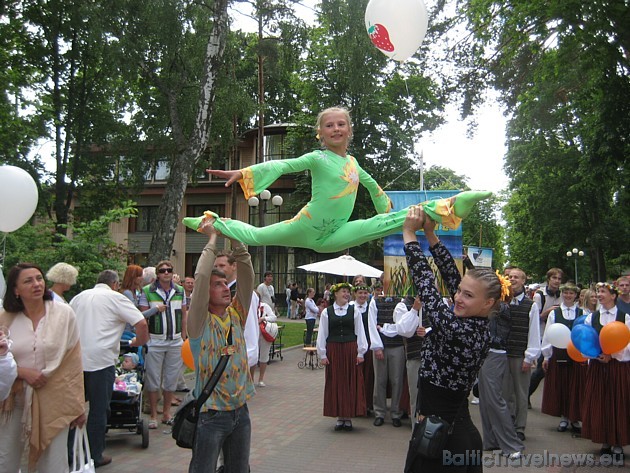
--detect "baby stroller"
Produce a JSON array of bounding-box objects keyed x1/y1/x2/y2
[{"x1": 106, "y1": 332, "x2": 149, "y2": 448}]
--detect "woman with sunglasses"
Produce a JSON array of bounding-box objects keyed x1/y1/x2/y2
[{"x1": 580, "y1": 282, "x2": 629, "y2": 462}]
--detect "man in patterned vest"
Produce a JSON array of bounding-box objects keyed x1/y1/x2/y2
[
  {"x1": 187, "y1": 219, "x2": 255, "y2": 472},
  {"x1": 139, "y1": 259, "x2": 187, "y2": 429},
  {"x1": 503, "y1": 267, "x2": 540, "y2": 442},
  {"x1": 368, "y1": 296, "x2": 409, "y2": 427}
]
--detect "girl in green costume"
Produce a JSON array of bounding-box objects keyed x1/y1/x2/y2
[{"x1": 184, "y1": 107, "x2": 491, "y2": 253}]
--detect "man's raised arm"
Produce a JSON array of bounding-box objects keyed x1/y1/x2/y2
[
  {"x1": 188, "y1": 231, "x2": 218, "y2": 339},
  {"x1": 232, "y1": 240, "x2": 254, "y2": 327}
]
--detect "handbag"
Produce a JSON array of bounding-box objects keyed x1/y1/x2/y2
[
  {"x1": 172, "y1": 328, "x2": 232, "y2": 449},
  {"x1": 259, "y1": 321, "x2": 278, "y2": 342},
  {"x1": 71, "y1": 426, "x2": 96, "y2": 473},
  {"x1": 404, "y1": 396, "x2": 466, "y2": 470},
  {"x1": 413, "y1": 414, "x2": 454, "y2": 459}
]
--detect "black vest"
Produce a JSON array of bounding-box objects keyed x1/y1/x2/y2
[
  {"x1": 591, "y1": 309, "x2": 626, "y2": 333},
  {"x1": 358, "y1": 304, "x2": 370, "y2": 346},
  {"x1": 326, "y1": 305, "x2": 357, "y2": 343},
  {"x1": 506, "y1": 296, "x2": 534, "y2": 358},
  {"x1": 488, "y1": 302, "x2": 511, "y2": 351},
  {"x1": 375, "y1": 298, "x2": 404, "y2": 348},
  {"x1": 552, "y1": 306, "x2": 583, "y2": 363},
  {"x1": 398, "y1": 297, "x2": 425, "y2": 360}
]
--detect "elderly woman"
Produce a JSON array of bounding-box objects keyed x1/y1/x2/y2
[
  {"x1": 0, "y1": 263, "x2": 85, "y2": 472},
  {"x1": 46, "y1": 262, "x2": 79, "y2": 303},
  {"x1": 316, "y1": 282, "x2": 368, "y2": 432}
]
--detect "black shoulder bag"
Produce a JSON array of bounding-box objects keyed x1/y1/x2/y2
[
  {"x1": 404, "y1": 394, "x2": 467, "y2": 470},
  {"x1": 172, "y1": 327, "x2": 232, "y2": 449}
]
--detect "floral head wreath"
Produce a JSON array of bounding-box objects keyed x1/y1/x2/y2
[
  {"x1": 496, "y1": 270, "x2": 512, "y2": 302},
  {"x1": 352, "y1": 284, "x2": 371, "y2": 293},
  {"x1": 330, "y1": 282, "x2": 353, "y2": 295},
  {"x1": 596, "y1": 282, "x2": 618, "y2": 295},
  {"x1": 560, "y1": 282, "x2": 579, "y2": 293}
]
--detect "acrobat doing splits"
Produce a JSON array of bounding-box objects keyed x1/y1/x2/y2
[{"x1": 183, "y1": 107, "x2": 491, "y2": 253}]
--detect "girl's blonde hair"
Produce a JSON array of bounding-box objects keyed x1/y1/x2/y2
[
  {"x1": 580, "y1": 288, "x2": 598, "y2": 312},
  {"x1": 315, "y1": 107, "x2": 353, "y2": 145}
]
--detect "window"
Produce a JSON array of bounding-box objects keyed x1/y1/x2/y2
[
  {"x1": 130, "y1": 253, "x2": 149, "y2": 267},
  {"x1": 154, "y1": 160, "x2": 170, "y2": 180},
  {"x1": 130, "y1": 206, "x2": 160, "y2": 233},
  {"x1": 265, "y1": 134, "x2": 285, "y2": 161}
]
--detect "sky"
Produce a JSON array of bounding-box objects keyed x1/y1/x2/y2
[
  {"x1": 230, "y1": 1, "x2": 510, "y2": 195},
  {"x1": 420, "y1": 99, "x2": 509, "y2": 194}
]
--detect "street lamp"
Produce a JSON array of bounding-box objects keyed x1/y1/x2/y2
[
  {"x1": 566, "y1": 248, "x2": 584, "y2": 284},
  {"x1": 248, "y1": 189, "x2": 283, "y2": 278}
]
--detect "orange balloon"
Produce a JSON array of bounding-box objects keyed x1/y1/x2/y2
[
  {"x1": 600, "y1": 321, "x2": 630, "y2": 355},
  {"x1": 567, "y1": 341, "x2": 587, "y2": 363},
  {"x1": 181, "y1": 339, "x2": 194, "y2": 369}
]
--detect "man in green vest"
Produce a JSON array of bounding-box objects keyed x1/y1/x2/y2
[{"x1": 139, "y1": 260, "x2": 187, "y2": 429}]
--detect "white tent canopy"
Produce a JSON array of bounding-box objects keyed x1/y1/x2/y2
[{"x1": 297, "y1": 255, "x2": 383, "y2": 278}]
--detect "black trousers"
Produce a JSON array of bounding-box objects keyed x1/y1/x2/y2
[
  {"x1": 528, "y1": 354, "x2": 545, "y2": 398},
  {"x1": 405, "y1": 380, "x2": 482, "y2": 473}
]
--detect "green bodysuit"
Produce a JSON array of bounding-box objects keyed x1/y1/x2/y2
[{"x1": 183, "y1": 150, "x2": 491, "y2": 253}]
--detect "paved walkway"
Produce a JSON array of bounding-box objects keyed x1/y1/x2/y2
[{"x1": 103, "y1": 329, "x2": 627, "y2": 472}]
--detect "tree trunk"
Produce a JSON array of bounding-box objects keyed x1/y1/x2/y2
[{"x1": 148, "y1": 0, "x2": 229, "y2": 264}]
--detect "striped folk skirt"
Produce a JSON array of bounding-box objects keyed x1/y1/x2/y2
[
  {"x1": 360, "y1": 349, "x2": 375, "y2": 411},
  {"x1": 323, "y1": 341, "x2": 367, "y2": 418},
  {"x1": 580, "y1": 359, "x2": 630, "y2": 446},
  {"x1": 541, "y1": 356, "x2": 587, "y2": 421}
]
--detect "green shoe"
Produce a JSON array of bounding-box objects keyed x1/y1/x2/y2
[
  {"x1": 182, "y1": 211, "x2": 218, "y2": 232},
  {"x1": 452, "y1": 191, "x2": 492, "y2": 219},
  {"x1": 182, "y1": 216, "x2": 204, "y2": 231}
]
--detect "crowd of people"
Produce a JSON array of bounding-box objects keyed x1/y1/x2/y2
[
  {"x1": 0, "y1": 247, "x2": 278, "y2": 472},
  {"x1": 0, "y1": 105, "x2": 628, "y2": 473}
]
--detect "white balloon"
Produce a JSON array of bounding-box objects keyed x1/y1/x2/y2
[
  {"x1": 365, "y1": 0, "x2": 429, "y2": 62},
  {"x1": 547, "y1": 323, "x2": 572, "y2": 349},
  {"x1": 0, "y1": 166, "x2": 39, "y2": 232}
]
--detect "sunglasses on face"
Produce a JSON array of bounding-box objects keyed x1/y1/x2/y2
[{"x1": 158, "y1": 268, "x2": 174, "y2": 274}]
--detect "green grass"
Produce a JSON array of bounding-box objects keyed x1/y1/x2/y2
[{"x1": 277, "y1": 321, "x2": 309, "y2": 348}]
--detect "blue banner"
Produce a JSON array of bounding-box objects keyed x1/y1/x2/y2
[
  {"x1": 384, "y1": 190, "x2": 463, "y2": 257},
  {"x1": 382, "y1": 191, "x2": 464, "y2": 296}
]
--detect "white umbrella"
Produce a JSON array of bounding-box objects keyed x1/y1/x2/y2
[{"x1": 298, "y1": 255, "x2": 383, "y2": 278}]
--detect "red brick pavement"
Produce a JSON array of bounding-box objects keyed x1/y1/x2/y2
[{"x1": 102, "y1": 328, "x2": 627, "y2": 472}]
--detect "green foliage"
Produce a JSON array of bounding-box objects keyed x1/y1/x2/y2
[
  {"x1": 449, "y1": 0, "x2": 630, "y2": 281},
  {"x1": 2, "y1": 202, "x2": 136, "y2": 296},
  {"x1": 423, "y1": 165, "x2": 505, "y2": 269}
]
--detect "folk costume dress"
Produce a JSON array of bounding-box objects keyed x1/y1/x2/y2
[
  {"x1": 183, "y1": 150, "x2": 491, "y2": 253},
  {"x1": 540, "y1": 304, "x2": 587, "y2": 423},
  {"x1": 580, "y1": 308, "x2": 630, "y2": 448},
  {"x1": 316, "y1": 302, "x2": 368, "y2": 418},
  {"x1": 404, "y1": 240, "x2": 490, "y2": 473}
]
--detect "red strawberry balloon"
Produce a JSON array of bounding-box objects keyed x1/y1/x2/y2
[
  {"x1": 365, "y1": 0, "x2": 429, "y2": 62},
  {"x1": 368, "y1": 23, "x2": 394, "y2": 52}
]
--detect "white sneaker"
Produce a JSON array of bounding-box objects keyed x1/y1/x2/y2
[
  {"x1": 257, "y1": 381, "x2": 266, "y2": 387},
  {"x1": 471, "y1": 396, "x2": 480, "y2": 405},
  {"x1": 507, "y1": 452, "x2": 521, "y2": 461}
]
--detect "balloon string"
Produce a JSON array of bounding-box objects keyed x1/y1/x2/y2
[
  {"x1": 0, "y1": 233, "x2": 5, "y2": 268},
  {"x1": 381, "y1": 66, "x2": 426, "y2": 197}
]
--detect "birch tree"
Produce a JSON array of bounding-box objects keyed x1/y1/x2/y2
[{"x1": 111, "y1": 0, "x2": 230, "y2": 263}]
